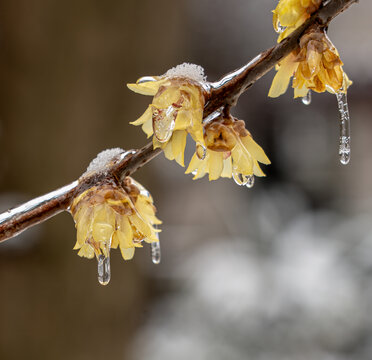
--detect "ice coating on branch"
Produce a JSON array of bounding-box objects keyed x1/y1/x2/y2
[
  {"x1": 164, "y1": 63, "x2": 207, "y2": 82},
  {"x1": 85, "y1": 148, "x2": 124, "y2": 175}
]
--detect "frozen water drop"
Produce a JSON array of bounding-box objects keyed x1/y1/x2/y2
[
  {"x1": 302, "y1": 91, "x2": 311, "y2": 105},
  {"x1": 152, "y1": 107, "x2": 176, "y2": 143},
  {"x1": 137, "y1": 76, "x2": 158, "y2": 84},
  {"x1": 97, "y1": 254, "x2": 111, "y2": 285},
  {"x1": 196, "y1": 143, "x2": 207, "y2": 160},
  {"x1": 232, "y1": 171, "x2": 249, "y2": 186},
  {"x1": 151, "y1": 240, "x2": 161, "y2": 265},
  {"x1": 246, "y1": 175, "x2": 255, "y2": 188},
  {"x1": 275, "y1": 20, "x2": 286, "y2": 34},
  {"x1": 336, "y1": 91, "x2": 351, "y2": 165}
]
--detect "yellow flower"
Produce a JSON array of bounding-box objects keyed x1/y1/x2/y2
[
  {"x1": 186, "y1": 117, "x2": 270, "y2": 182},
  {"x1": 70, "y1": 177, "x2": 161, "y2": 262},
  {"x1": 269, "y1": 29, "x2": 352, "y2": 98},
  {"x1": 273, "y1": 0, "x2": 321, "y2": 42},
  {"x1": 128, "y1": 75, "x2": 205, "y2": 167}
]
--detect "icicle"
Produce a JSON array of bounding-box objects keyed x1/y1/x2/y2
[
  {"x1": 336, "y1": 91, "x2": 351, "y2": 165},
  {"x1": 232, "y1": 171, "x2": 249, "y2": 186},
  {"x1": 302, "y1": 91, "x2": 312, "y2": 106},
  {"x1": 196, "y1": 143, "x2": 207, "y2": 160},
  {"x1": 246, "y1": 175, "x2": 255, "y2": 188},
  {"x1": 151, "y1": 240, "x2": 161, "y2": 265},
  {"x1": 97, "y1": 254, "x2": 111, "y2": 285},
  {"x1": 152, "y1": 107, "x2": 176, "y2": 143}
]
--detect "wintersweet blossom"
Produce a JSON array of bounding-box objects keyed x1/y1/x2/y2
[
  {"x1": 273, "y1": 0, "x2": 322, "y2": 41},
  {"x1": 269, "y1": 29, "x2": 351, "y2": 98},
  {"x1": 186, "y1": 117, "x2": 270, "y2": 182},
  {"x1": 70, "y1": 177, "x2": 161, "y2": 262},
  {"x1": 128, "y1": 67, "x2": 206, "y2": 167}
]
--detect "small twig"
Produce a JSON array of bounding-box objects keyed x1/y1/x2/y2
[{"x1": 0, "y1": 0, "x2": 358, "y2": 243}]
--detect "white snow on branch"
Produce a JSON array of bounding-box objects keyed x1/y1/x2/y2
[
  {"x1": 164, "y1": 63, "x2": 207, "y2": 82},
  {"x1": 85, "y1": 148, "x2": 124, "y2": 175}
]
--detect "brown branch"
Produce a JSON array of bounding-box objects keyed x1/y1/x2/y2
[{"x1": 0, "y1": 0, "x2": 358, "y2": 243}]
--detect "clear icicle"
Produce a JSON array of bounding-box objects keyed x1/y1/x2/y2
[
  {"x1": 246, "y1": 175, "x2": 255, "y2": 188},
  {"x1": 151, "y1": 240, "x2": 161, "y2": 265},
  {"x1": 97, "y1": 254, "x2": 111, "y2": 285},
  {"x1": 336, "y1": 91, "x2": 351, "y2": 165},
  {"x1": 232, "y1": 171, "x2": 249, "y2": 186},
  {"x1": 302, "y1": 91, "x2": 312, "y2": 105}
]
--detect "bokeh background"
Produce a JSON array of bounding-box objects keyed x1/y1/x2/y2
[{"x1": 0, "y1": 1, "x2": 371, "y2": 359}]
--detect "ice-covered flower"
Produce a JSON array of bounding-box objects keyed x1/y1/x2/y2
[
  {"x1": 186, "y1": 116, "x2": 270, "y2": 183},
  {"x1": 128, "y1": 64, "x2": 206, "y2": 167},
  {"x1": 70, "y1": 177, "x2": 161, "y2": 262},
  {"x1": 273, "y1": 0, "x2": 322, "y2": 41},
  {"x1": 269, "y1": 29, "x2": 351, "y2": 98}
]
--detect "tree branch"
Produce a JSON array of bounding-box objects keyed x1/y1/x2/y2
[{"x1": 0, "y1": 0, "x2": 358, "y2": 243}]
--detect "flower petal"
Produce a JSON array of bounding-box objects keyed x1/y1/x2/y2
[
  {"x1": 172, "y1": 130, "x2": 187, "y2": 167},
  {"x1": 208, "y1": 151, "x2": 224, "y2": 181},
  {"x1": 127, "y1": 80, "x2": 162, "y2": 96},
  {"x1": 221, "y1": 156, "x2": 233, "y2": 178},
  {"x1": 240, "y1": 135, "x2": 271, "y2": 165},
  {"x1": 162, "y1": 140, "x2": 175, "y2": 161},
  {"x1": 129, "y1": 213, "x2": 152, "y2": 239},
  {"x1": 121, "y1": 247, "x2": 135, "y2": 260},
  {"x1": 130, "y1": 106, "x2": 152, "y2": 126},
  {"x1": 174, "y1": 110, "x2": 191, "y2": 131},
  {"x1": 78, "y1": 244, "x2": 95, "y2": 259},
  {"x1": 268, "y1": 54, "x2": 299, "y2": 97},
  {"x1": 185, "y1": 152, "x2": 202, "y2": 174}
]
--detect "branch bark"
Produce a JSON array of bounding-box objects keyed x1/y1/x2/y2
[{"x1": 0, "y1": 0, "x2": 358, "y2": 243}]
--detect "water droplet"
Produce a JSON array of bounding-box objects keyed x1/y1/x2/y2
[
  {"x1": 152, "y1": 107, "x2": 176, "y2": 143},
  {"x1": 151, "y1": 240, "x2": 161, "y2": 264},
  {"x1": 196, "y1": 143, "x2": 207, "y2": 160},
  {"x1": 275, "y1": 20, "x2": 286, "y2": 34},
  {"x1": 302, "y1": 91, "x2": 311, "y2": 105},
  {"x1": 97, "y1": 254, "x2": 111, "y2": 285},
  {"x1": 336, "y1": 91, "x2": 351, "y2": 165},
  {"x1": 137, "y1": 76, "x2": 157, "y2": 84},
  {"x1": 232, "y1": 171, "x2": 249, "y2": 186},
  {"x1": 246, "y1": 175, "x2": 255, "y2": 188}
]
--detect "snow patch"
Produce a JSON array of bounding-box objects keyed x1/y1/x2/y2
[
  {"x1": 85, "y1": 148, "x2": 124, "y2": 174},
  {"x1": 164, "y1": 63, "x2": 207, "y2": 82}
]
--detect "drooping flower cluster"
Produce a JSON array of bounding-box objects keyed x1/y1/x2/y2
[
  {"x1": 269, "y1": 28, "x2": 352, "y2": 98},
  {"x1": 70, "y1": 177, "x2": 161, "y2": 262},
  {"x1": 273, "y1": 0, "x2": 322, "y2": 41},
  {"x1": 129, "y1": 63, "x2": 271, "y2": 185},
  {"x1": 269, "y1": 1, "x2": 353, "y2": 167},
  {"x1": 269, "y1": 0, "x2": 351, "y2": 99},
  {"x1": 186, "y1": 116, "x2": 270, "y2": 184},
  {"x1": 128, "y1": 64, "x2": 206, "y2": 167}
]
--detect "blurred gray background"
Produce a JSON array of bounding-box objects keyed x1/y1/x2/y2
[{"x1": 0, "y1": 1, "x2": 371, "y2": 359}]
